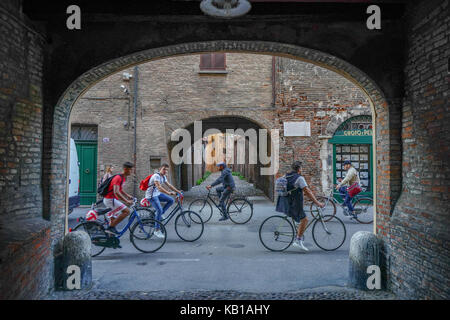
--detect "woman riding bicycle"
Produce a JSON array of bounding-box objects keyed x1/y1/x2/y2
[{"x1": 335, "y1": 160, "x2": 361, "y2": 218}]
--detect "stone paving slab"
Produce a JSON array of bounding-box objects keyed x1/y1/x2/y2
[{"x1": 46, "y1": 286, "x2": 396, "y2": 300}]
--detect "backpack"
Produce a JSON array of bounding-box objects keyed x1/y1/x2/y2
[
  {"x1": 275, "y1": 175, "x2": 289, "y2": 196},
  {"x1": 97, "y1": 174, "x2": 123, "y2": 197},
  {"x1": 275, "y1": 173, "x2": 300, "y2": 197},
  {"x1": 139, "y1": 174, "x2": 154, "y2": 191}
]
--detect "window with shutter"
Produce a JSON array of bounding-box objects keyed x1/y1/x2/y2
[{"x1": 199, "y1": 53, "x2": 226, "y2": 70}]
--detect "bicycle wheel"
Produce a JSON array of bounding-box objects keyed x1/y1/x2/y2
[
  {"x1": 353, "y1": 197, "x2": 374, "y2": 224},
  {"x1": 259, "y1": 215, "x2": 295, "y2": 252},
  {"x1": 175, "y1": 210, "x2": 204, "y2": 242},
  {"x1": 227, "y1": 198, "x2": 253, "y2": 224},
  {"x1": 309, "y1": 196, "x2": 336, "y2": 221},
  {"x1": 73, "y1": 221, "x2": 106, "y2": 257},
  {"x1": 130, "y1": 218, "x2": 166, "y2": 253},
  {"x1": 312, "y1": 215, "x2": 346, "y2": 251},
  {"x1": 188, "y1": 199, "x2": 213, "y2": 223}
]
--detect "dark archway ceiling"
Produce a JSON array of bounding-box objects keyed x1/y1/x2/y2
[{"x1": 23, "y1": 0, "x2": 406, "y2": 20}]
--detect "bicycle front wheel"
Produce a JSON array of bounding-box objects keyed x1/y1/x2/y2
[
  {"x1": 130, "y1": 218, "x2": 166, "y2": 253},
  {"x1": 73, "y1": 221, "x2": 107, "y2": 257},
  {"x1": 259, "y1": 215, "x2": 295, "y2": 252},
  {"x1": 175, "y1": 211, "x2": 204, "y2": 242},
  {"x1": 227, "y1": 198, "x2": 253, "y2": 224},
  {"x1": 312, "y1": 215, "x2": 346, "y2": 251},
  {"x1": 353, "y1": 198, "x2": 374, "y2": 224},
  {"x1": 188, "y1": 199, "x2": 213, "y2": 223},
  {"x1": 309, "y1": 196, "x2": 336, "y2": 221}
]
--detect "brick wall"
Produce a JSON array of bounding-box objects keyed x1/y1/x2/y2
[
  {"x1": 274, "y1": 57, "x2": 371, "y2": 194},
  {"x1": 380, "y1": 0, "x2": 450, "y2": 299},
  {"x1": 0, "y1": 0, "x2": 52, "y2": 299}
]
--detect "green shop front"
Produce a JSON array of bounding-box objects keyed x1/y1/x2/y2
[{"x1": 328, "y1": 115, "x2": 373, "y2": 200}]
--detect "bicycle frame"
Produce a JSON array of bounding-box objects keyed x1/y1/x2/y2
[
  {"x1": 112, "y1": 206, "x2": 151, "y2": 238},
  {"x1": 204, "y1": 189, "x2": 233, "y2": 213},
  {"x1": 292, "y1": 206, "x2": 332, "y2": 235},
  {"x1": 324, "y1": 188, "x2": 371, "y2": 206},
  {"x1": 158, "y1": 198, "x2": 182, "y2": 225}
]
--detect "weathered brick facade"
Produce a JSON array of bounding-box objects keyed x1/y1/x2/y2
[
  {"x1": 0, "y1": 0, "x2": 447, "y2": 299},
  {"x1": 0, "y1": 0, "x2": 52, "y2": 299},
  {"x1": 376, "y1": 0, "x2": 450, "y2": 299}
]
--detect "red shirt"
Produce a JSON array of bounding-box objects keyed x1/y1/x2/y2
[{"x1": 104, "y1": 175, "x2": 125, "y2": 199}]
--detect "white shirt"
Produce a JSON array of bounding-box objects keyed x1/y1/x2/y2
[
  {"x1": 294, "y1": 176, "x2": 308, "y2": 189},
  {"x1": 146, "y1": 173, "x2": 167, "y2": 198}
]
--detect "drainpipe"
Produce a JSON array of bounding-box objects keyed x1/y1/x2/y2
[
  {"x1": 271, "y1": 56, "x2": 276, "y2": 107},
  {"x1": 133, "y1": 66, "x2": 139, "y2": 197}
]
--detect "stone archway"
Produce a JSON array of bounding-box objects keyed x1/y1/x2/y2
[
  {"x1": 49, "y1": 41, "x2": 395, "y2": 248},
  {"x1": 165, "y1": 114, "x2": 275, "y2": 199}
]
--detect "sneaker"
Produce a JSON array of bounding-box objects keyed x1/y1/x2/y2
[
  {"x1": 219, "y1": 215, "x2": 229, "y2": 221},
  {"x1": 105, "y1": 226, "x2": 120, "y2": 236},
  {"x1": 342, "y1": 207, "x2": 349, "y2": 216},
  {"x1": 292, "y1": 238, "x2": 309, "y2": 252},
  {"x1": 154, "y1": 230, "x2": 165, "y2": 239}
]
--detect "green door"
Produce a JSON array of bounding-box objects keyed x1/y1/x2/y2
[{"x1": 75, "y1": 141, "x2": 98, "y2": 205}]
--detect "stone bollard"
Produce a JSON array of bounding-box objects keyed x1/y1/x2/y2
[
  {"x1": 54, "y1": 231, "x2": 92, "y2": 290},
  {"x1": 348, "y1": 231, "x2": 382, "y2": 291}
]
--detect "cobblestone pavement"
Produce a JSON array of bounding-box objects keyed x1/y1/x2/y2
[
  {"x1": 46, "y1": 285, "x2": 396, "y2": 300},
  {"x1": 183, "y1": 172, "x2": 266, "y2": 199}
]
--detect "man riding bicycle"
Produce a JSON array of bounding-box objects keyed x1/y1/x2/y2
[
  {"x1": 276, "y1": 161, "x2": 324, "y2": 252},
  {"x1": 335, "y1": 160, "x2": 360, "y2": 218},
  {"x1": 103, "y1": 162, "x2": 135, "y2": 236},
  {"x1": 146, "y1": 163, "x2": 183, "y2": 238},
  {"x1": 206, "y1": 162, "x2": 235, "y2": 221}
]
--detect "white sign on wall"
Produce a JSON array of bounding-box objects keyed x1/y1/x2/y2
[{"x1": 283, "y1": 122, "x2": 311, "y2": 137}]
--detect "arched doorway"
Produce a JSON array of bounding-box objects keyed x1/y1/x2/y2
[{"x1": 167, "y1": 116, "x2": 274, "y2": 199}]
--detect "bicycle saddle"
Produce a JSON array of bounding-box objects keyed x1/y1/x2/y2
[{"x1": 96, "y1": 208, "x2": 112, "y2": 215}]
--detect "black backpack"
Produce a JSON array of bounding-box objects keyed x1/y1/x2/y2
[{"x1": 97, "y1": 174, "x2": 123, "y2": 197}]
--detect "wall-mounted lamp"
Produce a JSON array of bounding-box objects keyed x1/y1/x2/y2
[
  {"x1": 200, "y1": 0, "x2": 251, "y2": 19},
  {"x1": 122, "y1": 72, "x2": 133, "y2": 81}
]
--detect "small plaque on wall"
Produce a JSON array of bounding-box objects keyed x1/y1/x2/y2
[
  {"x1": 283, "y1": 122, "x2": 311, "y2": 137},
  {"x1": 103, "y1": 137, "x2": 110, "y2": 143}
]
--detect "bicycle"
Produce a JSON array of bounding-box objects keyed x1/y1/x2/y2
[
  {"x1": 140, "y1": 193, "x2": 205, "y2": 242},
  {"x1": 259, "y1": 207, "x2": 347, "y2": 252},
  {"x1": 72, "y1": 198, "x2": 166, "y2": 257},
  {"x1": 188, "y1": 188, "x2": 253, "y2": 224},
  {"x1": 308, "y1": 187, "x2": 373, "y2": 224}
]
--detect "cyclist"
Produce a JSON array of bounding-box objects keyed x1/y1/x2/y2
[
  {"x1": 103, "y1": 162, "x2": 134, "y2": 236},
  {"x1": 206, "y1": 161, "x2": 235, "y2": 221},
  {"x1": 146, "y1": 163, "x2": 183, "y2": 238},
  {"x1": 335, "y1": 160, "x2": 360, "y2": 218},
  {"x1": 276, "y1": 161, "x2": 324, "y2": 252}
]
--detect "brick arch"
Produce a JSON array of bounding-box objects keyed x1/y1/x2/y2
[
  {"x1": 50, "y1": 40, "x2": 396, "y2": 240},
  {"x1": 163, "y1": 110, "x2": 275, "y2": 145},
  {"x1": 325, "y1": 111, "x2": 373, "y2": 137}
]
